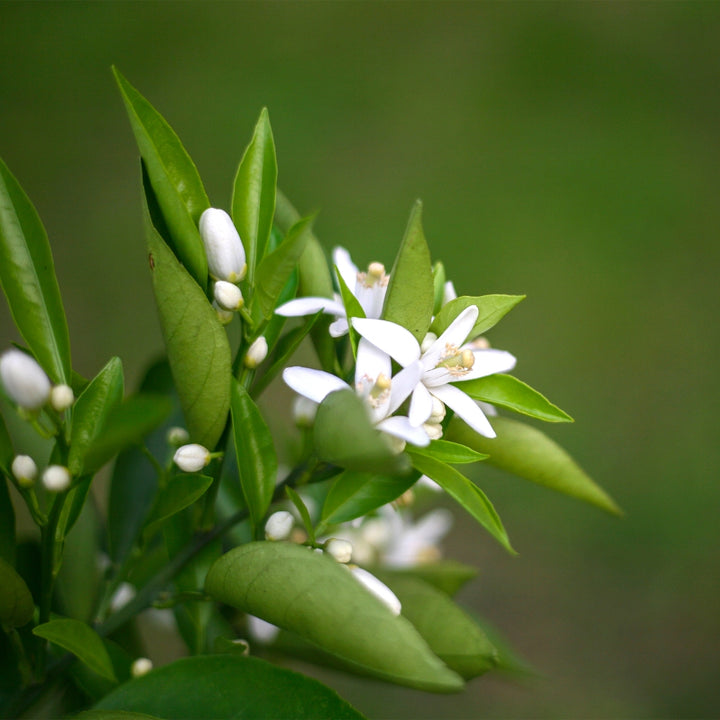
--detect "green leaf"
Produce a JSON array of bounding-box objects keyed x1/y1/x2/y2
[
  {"x1": 77, "y1": 711, "x2": 159, "y2": 720},
  {"x1": 409, "y1": 439, "x2": 488, "y2": 464},
  {"x1": 0, "y1": 556, "x2": 33, "y2": 627},
  {"x1": 449, "y1": 416, "x2": 621, "y2": 515},
  {"x1": 377, "y1": 561, "x2": 478, "y2": 597},
  {"x1": 285, "y1": 486, "x2": 316, "y2": 544},
  {"x1": 94, "y1": 654, "x2": 366, "y2": 719},
  {"x1": 0, "y1": 478, "x2": 15, "y2": 565},
  {"x1": 69, "y1": 357, "x2": 124, "y2": 476},
  {"x1": 460, "y1": 374, "x2": 573, "y2": 423},
  {"x1": 145, "y1": 201, "x2": 231, "y2": 449},
  {"x1": 230, "y1": 381, "x2": 277, "y2": 530},
  {"x1": 381, "y1": 200, "x2": 434, "y2": 342},
  {"x1": 335, "y1": 267, "x2": 365, "y2": 358},
  {"x1": 232, "y1": 108, "x2": 277, "y2": 285},
  {"x1": 143, "y1": 474, "x2": 213, "y2": 541},
  {"x1": 253, "y1": 215, "x2": 313, "y2": 320},
  {"x1": 431, "y1": 260, "x2": 446, "y2": 315},
  {"x1": 314, "y1": 390, "x2": 410, "y2": 475},
  {"x1": 431, "y1": 294, "x2": 525, "y2": 340},
  {"x1": 33, "y1": 618, "x2": 116, "y2": 681},
  {"x1": 407, "y1": 450, "x2": 515, "y2": 554},
  {"x1": 374, "y1": 572, "x2": 498, "y2": 679},
  {"x1": 0, "y1": 407, "x2": 14, "y2": 474},
  {"x1": 205, "y1": 542, "x2": 463, "y2": 692},
  {"x1": 55, "y1": 476, "x2": 92, "y2": 545},
  {"x1": 113, "y1": 68, "x2": 208, "y2": 286},
  {"x1": 0, "y1": 157, "x2": 71, "y2": 384}
]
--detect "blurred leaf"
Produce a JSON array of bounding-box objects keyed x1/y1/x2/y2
[
  {"x1": 143, "y1": 474, "x2": 213, "y2": 542},
  {"x1": 230, "y1": 382, "x2": 277, "y2": 531},
  {"x1": 205, "y1": 542, "x2": 463, "y2": 692},
  {"x1": 33, "y1": 618, "x2": 116, "y2": 681},
  {"x1": 431, "y1": 294, "x2": 525, "y2": 340},
  {"x1": 0, "y1": 478, "x2": 15, "y2": 565},
  {"x1": 78, "y1": 711, "x2": 158, "y2": 720},
  {"x1": 460, "y1": 374, "x2": 573, "y2": 423},
  {"x1": 94, "y1": 654, "x2": 365, "y2": 719},
  {"x1": 407, "y1": 450, "x2": 515, "y2": 554},
  {"x1": 409, "y1": 439, "x2": 488, "y2": 464},
  {"x1": 0, "y1": 410, "x2": 13, "y2": 473},
  {"x1": 232, "y1": 108, "x2": 277, "y2": 285},
  {"x1": 0, "y1": 556, "x2": 33, "y2": 627},
  {"x1": 431, "y1": 260, "x2": 446, "y2": 315},
  {"x1": 0, "y1": 157, "x2": 71, "y2": 384},
  {"x1": 314, "y1": 390, "x2": 410, "y2": 475},
  {"x1": 378, "y1": 562, "x2": 478, "y2": 597},
  {"x1": 286, "y1": 486, "x2": 315, "y2": 544},
  {"x1": 69, "y1": 357, "x2": 124, "y2": 476},
  {"x1": 382, "y1": 200, "x2": 434, "y2": 342},
  {"x1": 55, "y1": 476, "x2": 92, "y2": 543},
  {"x1": 113, "y1": 68, "x2": 208, "y2": 285},
  {"x1": 449, "y1": 416, "x2": 621, "y2": 515},
  {"x1": 255, "y1": 265, "x2": 297, "y2": 354}
]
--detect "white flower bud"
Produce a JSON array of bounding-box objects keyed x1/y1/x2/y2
[
  {"x1": 11, "y1": 455, "x2": 37, "y2": 488},
  {"x1": 385, "y1": 435, "x2": 406, "y2": 455},
  {"x1": 423, "y1": 422, "x2": 443, "y2": 440},
  {"x1": 213, "y1": 281, "x2": 244, "y2": 312},
  {"x1": 442, "y1": 280, "x2": 457, "y2": 305},
  {"x1": 292, "y1": 396, "x2": 318, "y2": 428},
  {"x1": 212, "y1": 300, "x2": 235, "y2": 325},
  {"x1": 0, "y1": 349, "x2": 51, "y2": 410},
  {"x1": 173, "y1": 443, "x2": 211, "y2": 472},
  {"x1": 42, "y1": 465, "x2": 71, "y2": 493},
  {"x1": 199, "y1": 208, "x2": 247, "y2": 282},
  {"x1": 244, "y1": 337, "x2": 268, "y2": 368},
  {"x1": 49, "y1": 384, "x2": 74, "y2": 412},
  {"x1": 131, "y1": 657, "x2": 153, "y2": 678},
  {"x1": 248, "y1": 615, "x2": 280, "y2": 644},
  {"x1": 420, "y1": 332, "x2": 438, "y2": 354},
  {"x1": 166, "y1": 426, "x2": 190, "y2": 446},
  {"x1": 428, "y1": 397, "x2": 446, "y2": 424},
  {"x1": 349, "y1": 566, "x2": 402, "y2": 616},
  {"x1": 265, "y1": 510, "x2": 294, "y2": 541},
  {"x1": 325, "y1": 538, "x2": 353, "y2": 564},
  {"x1": 110, "y1": 582, "x2": 136, "y2": 612}
]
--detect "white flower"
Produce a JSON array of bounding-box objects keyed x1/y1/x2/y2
[
  {"x1": 131, "y1": 657, "x2": 153, "y2": 678},
  {"x1": 173, "y1": 443, "x2": 211, "y2": 472},
  {"x1": 348, "y1": 565, "x2": 401, "y2": 616},
  {"x1": 110, "y1": 582, "x2": 136, "y2": 612},
  {"x1": 166, "y1": 426, "x2": 190, "y2": 446},
  {"x1": 248, "y1": 615, "x2": 280, "y2": 644},
  {"x1": 282, "y1": 338, "x2": 429, "y2": 447},
  {"x1": 265, "y1": 510, "x2": 294, "y2": 541},
  {"x1": 325, "y1": 538, "x2": 353, "y2": 564},
  {"x1": 213, "y1": 281, "x2": 243, "y2": 312},
  {"x1": 381, "y1": 507, "x2": 453, "y2": 568},
  {"x1": 11, "y1": 455, "x2": 37, "y2": 487},
  {"x1": 352, "y1": 305, "x2": 516, "y2": 438},
  {"x1": 275, "y1": 247, "x2": 389, "y2": 337},
  {"x1": 49, "y1": 384, "x2": 74, "y2": 412},
  {"x1": 199, "y1": 208, "x2": 247, "y2": 282},
  {"x1": 42, "y1": 465, "x2": 71, "y2": 493},
  {"x1": 0, "y1": 349, "x2": 51, "y2": 410},
  {"x1": 292, "y1": 395, "x2": 318, "y2": 427},
  {"x1": 244, "y1": 337, "x2": 268, "y2": 368}
]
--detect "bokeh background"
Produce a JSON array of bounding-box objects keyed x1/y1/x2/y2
[{"x1": 1, "y1": 2, "x2": 719, "y2": 718}]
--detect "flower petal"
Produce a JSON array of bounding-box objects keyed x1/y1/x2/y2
[
  {"x1": 282, "y1": 366, "x2": 349, "y2": 404},
  {"x1": 430, "y1": 383, "x2": 496, "y2": 438},
  {"x1": 333, "y1": 246, "x2": 359, "y2": 293},
  {"x1": 422, "y1": 305, "x2": 479, "y2": 368},
  {"x1": 329, "y1": 318, "x2": 350, "y2": 337},
  {"x1": 386, "y1": 361, "x2": 423, "y2": 416},
  {"x1": 351, "y1": 318, "x2": 421, "y2": 367},
  {"x1": 275, "y1": 296, "x2": 345, "y2": 318},
  {"x1": 409, "y1": 382, "x2": 434, "y2": 426},
  {"x1": 459, "y1": 349, "x2": 517, "y2": 381},
  {"x1": 355, "y1": 338, "x2": 392, "y2": 388},
  {"x1": 376, "y1": 416, "x2": 430, "y2": 447}
]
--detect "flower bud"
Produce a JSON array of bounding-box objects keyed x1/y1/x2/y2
[
  {"x1": 248, "y1": 615, "x2": 280, "y2": 644},
  {"x1": 349, "y1": 566, "x2": 402, "y2": 616},
  {"x1": 166, "y1": 426, "x2": 190, "y2": 446},
  {"x1": 50, "y1": 384, "x2": 74, "y2": 412},
  {"x1": 212, "y1": 301, "x2": 235, "y2": 325},
  {"x1": 244, "y1": 337, "x2": 268, "y2": 368},
  {"x1": 173, "y1": 443, "x2": 211, "y2": 472},
  {"x1": 213, "y1": 281, "x2": 244, "y2": 312},
  {"x1": 131, "y1": 657, "x2": 153, "y2": 678},
  {"x1": 11, "y1": 455, "x2": 37, "y2": 488},
  {"x1": 292, "y1": 396, "x2": 318, "y2": 428},
  {"x1": 325, "y1": 538, "x2": 353, "y2": 564},
  {"x1": 110, "y1": 582, "x2": 136, "y2": 612},
  {"x1": 0, "y1": 349, "x2": 51, "y2": 410},
  {"x1": 420, "y1": 332, "x2": 438, "y2": 354},
  {"x1": 428, "y1": 397, "x2": 446, "y2": 424},
  {"x1": 265, "y1": 510, "x2": 294, "y2": 541},
  {"x1": 42, "y1": 465, "x2": 71, "y2": 493},
  {"x1": 423, "y1": 422, "x2": 443, "y2": 440},
  {"x1": 199, "y1": 208, "x2": 247, "y2": 282}
]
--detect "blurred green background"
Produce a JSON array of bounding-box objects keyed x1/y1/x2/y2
[{"x1": 1, "y1": 2, "x2": 719, "y2": 717}]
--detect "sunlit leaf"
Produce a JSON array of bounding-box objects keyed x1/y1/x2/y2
[
  {"x1": 409, "y1": 439, "x2": 488, "y2": 464},
  {"x1": 431, "y1": 294, "x2": 525, "y2": 340},
  {"x1": 431, "y1": 261, "x2": 446, "y2": 315}
]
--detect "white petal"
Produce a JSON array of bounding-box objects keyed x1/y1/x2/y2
[
  {"x1": 430, "y1": 384, "x2": 496, "y2": 438},
  {"x1": 329, "y1": 318, "x2": 350, "y2": 337},
  {"x1": 351, "y1": 318, "x2": 421, "y2": 367},
  {"x1": 355, "y1": 338, "x2": 392, "y2": 387},
  {"x1": 376, "y1": 416, "x2": 430, "y2": 446},
  {"x1": 459, "y1": 349, "x2": 517, "y2": 381},
  {"x1": 333, "y1": 246, "x2": 359, "y2": 293},
  {"x1": 409, "y1": 383, "x2": 434, "y2": 427},
  {"x1": 386, "y1": 361, "x2": 423, "y2": 415},
  {"x1": 275, "y1": 296, "x2": 345, "y2": 318},
  {"x1": 423, "y1": 305, "x2": 479, "y2": 367},
  {"x1": 282, "y1": 367, "x2": 349, "y2": 404},
  {"x1": 349, "y1": 566, "x2": 402, "y2": 615}
]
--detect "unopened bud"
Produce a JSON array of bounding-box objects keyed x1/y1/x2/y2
[
  {"x1": 11, "y1": 455, "x2": 37, "y2": 487},
  {"x1": 42, "y1": 465, "x2": 71, "y2": 493},
  {"x1": 244, "y1": 337, "x2": 268, "y2": 368},
  {"x1": 213, "y1": 281, "x2": 244, "y2": 312},
  {"x1": 212, "y1": 301, "x2": 235, "y2": 325},
  {"x1": 442, "y1": 280, "x2": 457, "y2": 305},
  {"x1": 199, "y1": 208, "x2": 247, "y2": 282},
  {"x1": 349, "y1": 566, "x2": 402, "y2": 616},
  {"x1": 293, "y1": 396, "x2": 318, "y2": 427},
  {"x1": 428, "y1": 397, "x2": 446, "y2": 424},
  {"x1": 265, "y1": 510, "x2": 294, "y2": 541},
  {"x1": 420, "y1": 332, "x2": 438, "y2": 354},
  {"x1": 385, "y1": 435, "x2": 406, "y2": 455},
  {"x1": 0, "y1": 350, "x2": 51, "y2": 410},
  {"x1": 50, "y1": 384, "x2": 74, "y2": 412},
  {"x1": 173, "y1": 443, "x2": 211, "y2": 472},
  {"x1": 325, "y1": 538, "x2": 353, "y2": 564},
  {"x1": 131, "y1": 657, "x2": 153, "y2": 678},
  {"x1": 423, "y1": 422, "x2": 443, "y2": 440},
  {"x1": 167, "y1": 426, "x2": 190, "y2": 446}
]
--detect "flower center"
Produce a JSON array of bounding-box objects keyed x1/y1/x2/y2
[
  {"x1": 358, "y1": 262, "x2": 389, "y2": 289},
  {"x1": 356, "y1": 372, "x2": 391, "y2": 408},
  {"x1": 437, "y1": 344, "x2": 475, "y2": 376}
]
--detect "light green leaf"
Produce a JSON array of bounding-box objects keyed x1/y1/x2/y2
[
  {"x1": 69, "y1": 357, "x2": 124, "y2": 477},
  {"x1": 230, "y1": 381, "x2": 277, "y2": 530},
  {"x1": 314, "y1": 390, "x2": 410, "y2": 475},
  {"x1": 0, "y1": 556, "x2": 33, "y2": 627},
  {"x1": 407, "y1": 450, "x2": 515, "y2": 554},
  {"x1": 409, "y1": 439, "x2": 488, "y2": 464},
  {"x1": 335, "y1": 267, "x2": 365, "y2": 358},
  {"x1": 286, "y1": 486, "x2": 316, "y2": 544},
  {"x1": 33, "y1": 618, "x2": 116, "y2": 681},
  {"x1": 114, "y1": 68, "x2": 208, "y2": 286},
  {"x1": 460, "y1": 374, "x2": 573, "y2": 423},
  {"x1": 431, "y1": 294, "x2": 525, "y2": 340},
  {"x1": 0, "y1": 478, "x2": 15, "y2": 565},
  {"x1": 0, "y1": 157, "x2": 71, "y2": 384},
  {"x1": 381, "y1": 200, "x2": 434, "y2": 342},
  {"x1": 232, "y1": 108, "x2": 277, "y2": 284},
  {"x1": 143, "y1": 474, "x2": 213, "y2": 541},
  {"x1": 376, "y1": 561, "x2": 478, "y2": 597},
  {"x1": 94, "y1": 654, "x2": 366, "y2": 719},
  {"x1": 449, "y1": 416, "x2": 621, "y2": 515},
  {"x1": 205, "y1": 542, "x2": 463, "y2": 692},
  {"x1": 431, "y1": 260, "x2": 446, "y2": 315}
]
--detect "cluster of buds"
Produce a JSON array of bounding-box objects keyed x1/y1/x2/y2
[
  {"x1": 0, "y1": 349, "x2": 74, "y2": 413},
  {"x1": 11, "y1": 454, "x2": 71, "y2": 493}
]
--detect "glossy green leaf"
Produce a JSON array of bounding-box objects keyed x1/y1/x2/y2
[
  {"x1": 143, "y1": 474, "x2": 213, "y2": 541},
  {"x1": 145, "y1": 208, "x2": 231, "y2": 449},
  {"x1": 460, "y1": 374, "x2": 573, "y2": 423},
  {"x1": 253, "y1": 215, "x2": 313, "y2": 320},
  {"x1": 69, "y1": 357, "x2": 124, "y2": 476},
  {"x1": 0, "y1": 556, "x2": 33, "y2": 627},
  {"x1": 33, "y1": 618, "x2": 116, "y2": 681},
  {"x1": 205, "y1": 542, "x2": 463, "y2": 692},
  {"x1": 95, "y1": 654, "x2": 365, "y2": 719},
  {"x1": 0, "y1": 478, "x2": 15, "y2": 565},
  {"x1": 114, "y1": 68, "x2": 208, "y2": 285},
  {"x1": 231, "y1": 381, "x2": 277, "y2": 530},
  {"x1": 431, "y1": 260, "x2": 446, "y2": 315},
  {"x1": 375, "y1": 572, "x2": 498, "y2": 679},
  {"x1": 314, "y1": 390, "x2": 410, "y2": 475},
  {"x1": 449, "y1": 416, "x2": 621, "y2": 514},
  {"x1": 381, "y1": 200, "x2": 434, "y2": 342},
  {"x1": 55, "y1": 476, "x2": 91, "y2": 546},
  {"x1": 409, "y1": 439, "x2": 488, "y2": 464},
  {"x1": 431, "y1": 294, "x2": 525, "y2": 340},
  {"x1": 232, "y1": 108, "x2": 277, "y2": 284},
  {"x1": 378, "y1": 561, "x2": 478, "y2": 597},
  {"x1": 0, "y1": 158, "x2": 71, "y2": 384},
  {"x1": 335, "y1": 267, "x2": 365, "y2": 358},
  {"x1": 286, "y1": 486, "x2": 316, "y2": 544},
  {"x1": 407, "y1": 450, "x2": 515, "y2": 554}
]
